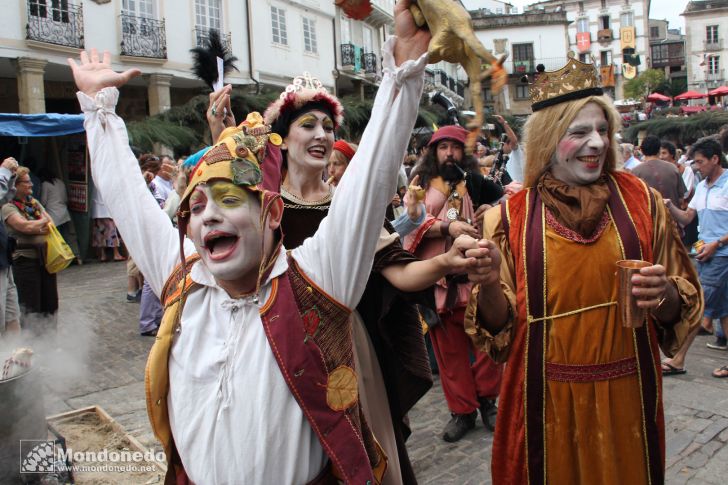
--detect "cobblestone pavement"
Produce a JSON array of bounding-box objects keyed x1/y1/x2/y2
[{"x1": 23, "y1": 261, "x2": 728, "y2": 483}]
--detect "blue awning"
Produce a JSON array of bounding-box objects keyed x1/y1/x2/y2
[{"x1": 0, "y1": 113, "x2": 85, "y2": 137}]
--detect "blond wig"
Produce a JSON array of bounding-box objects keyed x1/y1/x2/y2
[{"x1": 522, "y1": 95, "x2": 622, "y2": 187}]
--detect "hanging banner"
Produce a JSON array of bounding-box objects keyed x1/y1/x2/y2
[
  {"x1": 576, "y1": 32, "x2": 591, "y2": 53},
  {"x1": 622, "y1": 64, "x2": 637, "y2": 79},
  {"x1": 601, "y1": 65, "x2": 616, "y2": 87},
  {"x1": 620, "y1": 27, "x2": 636, "y2": 50},
  {"x1": 67, "y1": 182, "x2": 88, "y2": 212},
  {"x1": 354, "y1": 46, "x2": 362, "y2": 73}
]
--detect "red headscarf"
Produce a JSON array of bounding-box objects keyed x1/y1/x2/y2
[{"x1": 333, "y1": 140, "x2": 356, "y2": 162}]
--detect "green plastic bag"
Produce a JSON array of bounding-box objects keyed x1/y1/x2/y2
[{"x1": 45, "y1": 223, "x2": 74, "y2": 274}]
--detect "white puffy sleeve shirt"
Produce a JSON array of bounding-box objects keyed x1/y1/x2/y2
[{"x1": 79, "y1": 36, "x2": 426, "y2": 484}]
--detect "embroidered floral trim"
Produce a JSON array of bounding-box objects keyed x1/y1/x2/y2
[
  {"x1": 545, "y1": 208, "x2": 610, "y2": 244},
  {"x1": 301, "y1": 305, "x2": 322, "y2": 338},
  {"x1": 546, "y1": 356, "x2": 637, "y2": 382}
]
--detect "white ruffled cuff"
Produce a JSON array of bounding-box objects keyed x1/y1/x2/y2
[
  {"x1": 77, "y1": 87, "x2": 120, "y2": 126},
  {"x1": 381, "y1": 36, "x2": 428, "y2": 87}
]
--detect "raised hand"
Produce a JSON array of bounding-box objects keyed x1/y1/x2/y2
[
  {"x1": 393, "y1": 0, "x2": 431, "y2": 66},
  {"x1": 1, "y1": 157, "x2": 19, "y2": 173},
  {"x1": 406, "y1": 174, "x2": 425, "y2": 201},
  {"x1": 207, "y1": 84, "x2": 235, "y2": 143},
  {"x1": 406, "y1": 174, "x2": 424, "y2": 221},
  {"x1": 67, "y1": 49, "x2": 141, "y2": 97}
]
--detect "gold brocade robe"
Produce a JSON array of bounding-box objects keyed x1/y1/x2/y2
[{"x1": 466, "y1": 172, "x2": 703, "y2": 485}]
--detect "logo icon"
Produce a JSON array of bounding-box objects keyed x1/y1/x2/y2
[{"x1": 20, "y1": 440, "x2": 56, "y2": 473}]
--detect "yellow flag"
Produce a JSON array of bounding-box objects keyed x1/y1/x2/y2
[{"x1": 620, "y1": 27, "x2": 636, "y2": 50}]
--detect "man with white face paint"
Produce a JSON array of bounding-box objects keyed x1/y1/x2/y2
[
  {"x1": 67, "y1": 2, "x2": 463, "y2": 483},
  {"x1": 459, "y1": 58, "x2": 703, "y2": 485}
]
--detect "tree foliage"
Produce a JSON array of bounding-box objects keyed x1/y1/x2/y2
[
  {"x1": 623, "y1": 69, "x2": 667, "y2": 100},
  {"x1": 623, "y1": 111, "x2": 728, "y2": 146},
  {"x1": 656, "y1": 77, "x2": 688, "y2": 97},
  {"x1": 127, "y1": 87, "x2": 452, "y2": 153}
]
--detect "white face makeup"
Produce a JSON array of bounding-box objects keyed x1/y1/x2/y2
[
  {"x1": 551, "y1": 102, "x2": 610, "y2": 186},
  {"x1": 283, "y1": 110, "x2": 335, "y2": 172},
  {"x1": 187, "y1": 181, "x2": 263, "y2": 285}
]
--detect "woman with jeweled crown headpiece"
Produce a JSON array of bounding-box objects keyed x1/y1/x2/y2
[
  {"x1": 462, "y1": 56, "x2": 703, "y2": 484},
  {"x1": 206, "y1": 61, "x2": 484, "y2": 484}
]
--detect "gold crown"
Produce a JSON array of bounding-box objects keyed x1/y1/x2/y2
[{"x1": 529, "y1": 56, "x2": 603, "y2": 111}]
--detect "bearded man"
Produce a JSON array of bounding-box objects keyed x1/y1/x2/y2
[
  {"x1": 463, "y1": 58, "x2": 703, "y2": 485},
  {"x1": 404, "y1": 125, "x2": 503, "y2": 442}
]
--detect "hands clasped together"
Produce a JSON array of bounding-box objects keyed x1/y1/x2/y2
[{"x1": 442, "y1": 235, "x2": 502, "y2": 287}]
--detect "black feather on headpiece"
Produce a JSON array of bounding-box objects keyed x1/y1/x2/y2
[{"x1": 190, "y1": 29, "x2": 239, "y2": 90}]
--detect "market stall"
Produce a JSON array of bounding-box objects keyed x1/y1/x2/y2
[{"x1": 0, "y1": 113, "x2": 91, "y2": 259}]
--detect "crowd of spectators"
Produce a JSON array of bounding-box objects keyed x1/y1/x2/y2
[{"x1": 625, "y1": 130, "x2": 728, "y2": 379}]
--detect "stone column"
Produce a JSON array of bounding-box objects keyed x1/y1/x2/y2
[
  {"x1": 16, "y1": 57, "x2": 48, "y2": 114},
  {"x1": 352, "y1": 79, "x2": 364, "y2": 101},
  {"x1": 147, "y1": 73, "x2": 173, "y2": 116}
]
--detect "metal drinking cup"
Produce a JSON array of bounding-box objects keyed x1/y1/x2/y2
[{"x1": 616, "y1": 259, "x2": 651, "y2": 328}]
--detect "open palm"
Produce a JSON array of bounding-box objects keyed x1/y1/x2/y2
[{"x1": 67, "y1": 49, "x2": 141, "y2": 97}]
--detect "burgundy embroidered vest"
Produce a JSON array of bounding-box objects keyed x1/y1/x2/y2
[{"x1": 147, "y1": 254, "x2": 386, "y2": 485}]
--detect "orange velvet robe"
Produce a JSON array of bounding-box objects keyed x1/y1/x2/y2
[{"x1": 465, "y1": 172, "x2": 703, "y2": 485}]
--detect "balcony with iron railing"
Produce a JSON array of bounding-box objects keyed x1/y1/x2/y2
[
  {"x1": 341, "y1": 43, "x2": 356, "y2": 67},
  {"x1": 423, "y1": 69, "x2": 463, "y2": 100},
  {"x1": 363, "y1": 52, "x2": 377, "y2": 75},
  {"x1": 26, "y1": 0, "x2": 84, "y2": 49},
  {"x1": 437, "y1": 70, "x2": 448, "y2": 86},
  {"x1": 506, "y1": 56, "x2": 570, "y2": 76},
  {"x1": 652, "y1": 56, "x2": 685, "y2": 68},
  {"x1": 366, "y1": 0, "x2": 395, "y2": 27},
  {"x1": 194, "y1": 27, "x2": 231, "y2": 51},
  {"x1": 512, "y1": 59, "x2": 534, "y2": 75},
  {"x1": 424, "y1": 68, "x2": 435, "y2": 86},
  {"x1": 371, "y1": 0, "x2": 395, "y2": 12},
  {"x1": 704, "y1": 38, "x2": 723, "y2": 51},
  {"x1": 707, "y1": 69, "x2": 725, "y2": 82},
  {"x1": 121, "y1": 13, "x2": 166, "y2": 59}
]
